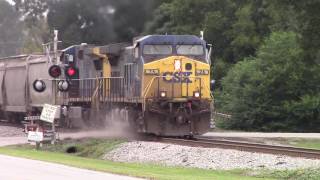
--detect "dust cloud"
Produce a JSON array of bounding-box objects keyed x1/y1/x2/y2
[{"x1": 60, "y1": 108, "x2": 137, "y2": 140}]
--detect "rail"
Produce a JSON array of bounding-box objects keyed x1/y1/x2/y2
[{"x1": 158, "y1": 137, "x2": 320, "y2": 159}]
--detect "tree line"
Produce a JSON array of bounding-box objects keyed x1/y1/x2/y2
[{"x1": 1, "y1": 0, "x2": 319, "y2": 131}]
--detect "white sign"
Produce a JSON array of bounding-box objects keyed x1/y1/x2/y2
[
  {"x1": 40, "y1": 104, "x2": 58, "y2": 123},
  {"x1": 24, "y1": 116, "x2": 41, "y2": 121},
  {"x1": 28, "y1": 131, "x2": 43, "y2": 142}
]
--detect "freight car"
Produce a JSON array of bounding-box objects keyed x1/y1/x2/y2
[
  {"x1": 3, "y1": 34, "x2": 214, "y2": 137},
  {"x1": 0, "y1": 54, "x2": 56, "y2": 122}
]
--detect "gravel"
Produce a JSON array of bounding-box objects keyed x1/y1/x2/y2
[
  {"x1": 0, "y1": 125, "x2": 26, "y2": 146},
  {"x1": 0, "y1": 125, "x2": 25, "y2": 137},
  {"x1": 104, "y1": 141, "x2": 320, "y2": 170}
]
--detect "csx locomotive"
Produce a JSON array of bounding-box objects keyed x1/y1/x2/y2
[{"x1": 1, "y1": 34, "x2": 213, "y2": 136}]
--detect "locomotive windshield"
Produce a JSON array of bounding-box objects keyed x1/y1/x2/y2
[
  {"x1": 138, "y1": 35, "x2": 208, "y2": 63},
  {"x1": 176, "y1": 45, "x2": 204, "y2": 55},
  {"x1": 143, "y1": 45, "x2": 172, "y2": 55}
]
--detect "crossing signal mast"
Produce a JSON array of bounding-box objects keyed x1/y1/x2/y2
[
  {"x1": 48, "y1": 30, "x2": 72, "y2": 92},
  {"x1": 34, "y1": 30, "x2": 71, "y2": 93}
]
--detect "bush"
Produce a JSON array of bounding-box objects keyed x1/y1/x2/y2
[{"x1": 219, "y1": 31, "x2": 320, "y2": 131}]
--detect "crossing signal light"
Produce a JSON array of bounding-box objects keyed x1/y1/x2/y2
[
  {"x1": 33, "y1": 79, "x2": 46, "y2": 92},
  {"x1": 65, "y1": 66, "x2": 78, "y2": 78},
  {"x1": 57, "y1": 80, "x2": 70, "y2": 92},
  {"x1": 48, "y1": 65, "x2": 61, "y2": 78}
]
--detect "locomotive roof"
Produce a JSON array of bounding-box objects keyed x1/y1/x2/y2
[{"x1": 135, "y1": 35, "x2": 206, "y2": 46}]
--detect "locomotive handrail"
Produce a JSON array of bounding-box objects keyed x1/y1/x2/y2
[
  {"x1": 53, "y1": 77, "x2": 125, "y2": 104},
  {"x1": 91, "y1": 78, "x2": 103, "y2": 107},
  {"x1": 142, "y1": 76, "x2": 157, "y2": 112}
]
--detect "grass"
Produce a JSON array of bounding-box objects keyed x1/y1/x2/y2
[
  {"x1": 256, "y1": 169, "x2": 320, "y2": 180},
  {"x1": 1, "y1": 138, "x2": 319, "y2": 180},
  {"x1": 287, "y1": 139, "x2": 320, "y2": 150},
  {"x1": 23, "y1": 138, "x2": 126, "y2": 158}
]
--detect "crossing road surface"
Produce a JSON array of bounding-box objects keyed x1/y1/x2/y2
[{"x1": 0, "y1": 154, "x2": 142, "y2": 180}]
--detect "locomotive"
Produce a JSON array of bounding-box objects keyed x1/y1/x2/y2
[{"x1": 1, "y1": 34, "x2": 213, "y2": 137}]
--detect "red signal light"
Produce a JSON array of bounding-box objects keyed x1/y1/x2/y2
[
  {"x1": 48, "y1": 65, "x2": 61, "y2": 78},
  {"x1": 65, "y1": 66, "x2": 78, "y2": 78},
  {"x1": 67, "y1": 68, "x2": 76, "y2": 76}
]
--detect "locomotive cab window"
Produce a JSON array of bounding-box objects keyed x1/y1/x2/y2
[
  {"x1": 143, "y1": 45, "x2": 172, "y2": 55},
  {"x1": 176, "y1": 45, "x2": 204, "y2": 55}
]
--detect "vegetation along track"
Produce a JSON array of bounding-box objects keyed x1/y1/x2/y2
[{"x1": 158, "y1": 137, "x2": 320, "y2": 159}]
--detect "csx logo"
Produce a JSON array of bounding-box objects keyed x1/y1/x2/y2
[{"x1": 163, "y1": 72, "x2": 192, "y2": 83}]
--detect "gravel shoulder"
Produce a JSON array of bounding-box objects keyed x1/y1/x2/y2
[
  {"x1": 105, "y1": 141, "x2": 320, "y2": 170},
  {"x1": 0, "y1": 125, "x2": 27, "y2": 147},
  {"x1": 0, "y1": 125, "x2": 25, "y2": 137}
]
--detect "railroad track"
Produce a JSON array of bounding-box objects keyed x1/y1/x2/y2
[{"x1": 158, "y1": 137, "x2": 320, "y2": 159}]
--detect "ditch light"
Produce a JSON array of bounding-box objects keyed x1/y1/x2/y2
[
  {"x1": 193, "y1": 91, "x2": 200, "y2": 98},
  {"x1": 160, "y1": 91, "x2": 167, "y2": 98}
]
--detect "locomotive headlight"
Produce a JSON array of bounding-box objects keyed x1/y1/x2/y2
[
  {"x1": 160, "y1": 91, "x2": 167, "y2": 98},
  {"x1": 33, "y1": 80, "x2": 46, "y2": 92},
  {"x1": 174, "y1": 60, "x2": 181, "y2": 71},
  {"x1": 58, "y1": 80, "x2": 70, "y2": 92},
  {"x1": 193, "y1": 91, "x2": 200, "y2": 98}
]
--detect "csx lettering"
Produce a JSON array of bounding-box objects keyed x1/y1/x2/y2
[{"x1": 163, "y1": 72, "x2": 192, "y2": 83}]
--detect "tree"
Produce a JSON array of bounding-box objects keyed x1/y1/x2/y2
[
  {"x1": 0, "y1": 1, "x2": 24, "y2": 57},
  {"x1": 112, "y1": 0, "x2": 160, "y2": 41},
  {"x1": 46, "y1": 0, "x2": 117, "y2": 47},
  {"x1": 219, "y1": 31, "x2": 320, "y2": 131},
  {"x1": 14, "y1": 0, "x2": 161, "y2": 47}
]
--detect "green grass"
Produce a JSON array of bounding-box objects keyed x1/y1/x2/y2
[
  {"x1": 287, "y1": 139, "x2": 320, "y2": 150},
  {"x1": 256, "y1": 169, "x2": 320, "y2": 180},
  {"x1": 23, "y1": 138, "x2": 126, "y2": 158},
  {"x1": 0, "y1": 146, "x2": 264, "y2": 180}
]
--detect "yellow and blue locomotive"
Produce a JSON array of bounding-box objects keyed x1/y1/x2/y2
[
  {"x1": 32, "y1": 34, "x2": 213, "y2": 136},
  {"x1": 134, "y1": 35, "x2": 212, "y2": 136}
]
